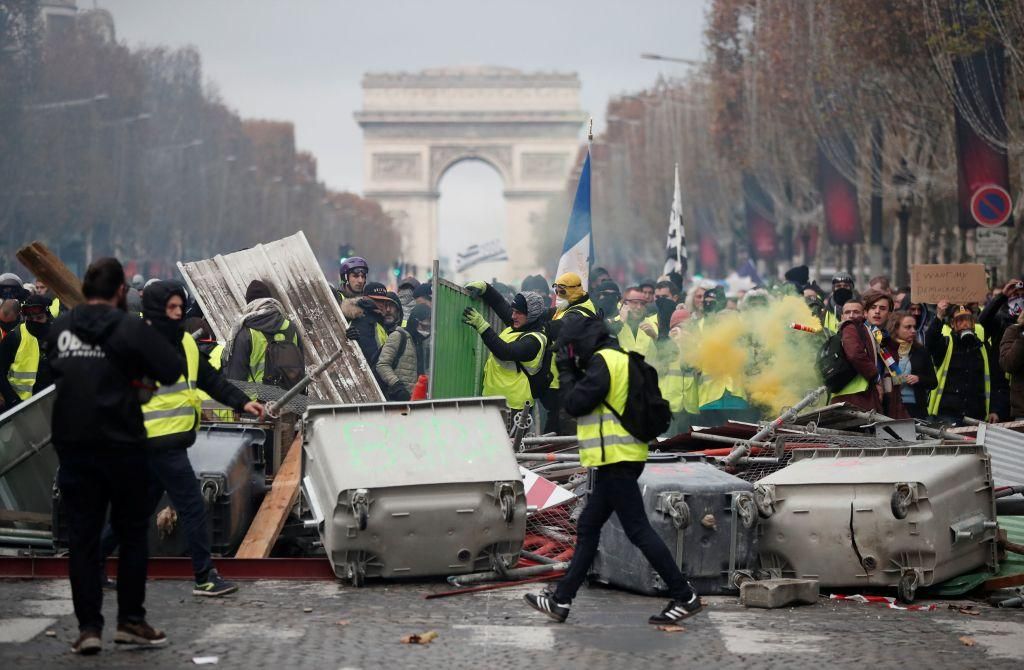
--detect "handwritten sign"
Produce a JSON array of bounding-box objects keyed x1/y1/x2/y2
[{"x1": 911, "y1": 263, "x2": 988, "y2": 304}]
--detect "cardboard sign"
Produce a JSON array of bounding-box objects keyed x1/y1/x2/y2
[{"x1": 911, "y1": 263, "x2": 988, "y2": 305}]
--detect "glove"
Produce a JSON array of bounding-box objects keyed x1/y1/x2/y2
[
  {"x1": 387, "y1": 383, "x2": 411, "y2": 401},
  {"x1": 356, "y1": 297, "x2": 378, "y2": 314},
  {"x1": 462, "y1": 306, "x2": 489, "y2": 333},
  {"x1": 345, "y1": 325, "x2": 359, "y2": 341},
  {"x1": 465, "y1": 280, "x2": 488, "y2": 299}
]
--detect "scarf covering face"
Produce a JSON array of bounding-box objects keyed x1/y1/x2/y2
[{"x1": 222, "y1": 297, "x2": 287, "y2": 362}]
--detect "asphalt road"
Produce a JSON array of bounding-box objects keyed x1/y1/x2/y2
[{"x1": 1, "y1": 578, "x2": 1022, "y2": 668}]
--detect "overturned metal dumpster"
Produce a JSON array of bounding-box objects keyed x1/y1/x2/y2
[
  {"x1": 0, "y1": 386, "x2": 57, "y2": 525},
  {"x1": 301, "y1": 397, "x2": 526, "y2": 585}
]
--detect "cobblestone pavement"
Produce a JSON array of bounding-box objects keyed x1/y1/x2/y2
[{"x1": 1, "y1": 578, "x2": 1022, "y2": 668}]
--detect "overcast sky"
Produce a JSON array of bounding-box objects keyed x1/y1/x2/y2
[{"x1": 96, "y1": 0, "x2": 707, "y2": 259}]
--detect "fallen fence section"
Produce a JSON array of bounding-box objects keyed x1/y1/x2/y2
[{"x1": 178, "y1": 231, "x2": 383, "y2": 404}]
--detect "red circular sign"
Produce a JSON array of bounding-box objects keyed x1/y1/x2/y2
[{"x1": 970, "y1": 185, "x2": 1012, "y2": 228}]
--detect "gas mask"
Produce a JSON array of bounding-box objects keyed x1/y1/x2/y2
[{"x1": 958, "y1": 329, "x2": 979, "y2": 346}]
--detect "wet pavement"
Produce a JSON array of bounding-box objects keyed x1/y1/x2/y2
[{"x1": 0, "y1": 578, "x2": 1022, "y2": 668}]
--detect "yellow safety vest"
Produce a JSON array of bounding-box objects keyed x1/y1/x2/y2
[
  {"x1": 482, "y1": 327, "x2": 547, "y2": 410},
  {"x1": 7, "y1": 323, "x2": 40, "y2": 401},
  {"x1": 48, "y1": 297, "x2": 61, "y2": 319},
  {"x1": 577, "y1": 348, "x2": 649, "y2": 467},
  {"x1": 248, "y1": 319, "x2": 297, "y2": 383},
  {"x1": 823, "y1": 310, "x2": 839, "y2": 334},
  {"x1": 549, "y1": 299, "x2": 597, "y2": 390},
  {"x1": 143, "y1": 333, "x2": 201, "y2": 438},
  {"x1": 928, "y1": 323, "x2": 990, "y2": 417},
  {"x1": 616, "y1": 315, "x2": 657, "y2": 357},
  {"x1": 197, "y1": 342, "x2": 235, "y2": 421}
]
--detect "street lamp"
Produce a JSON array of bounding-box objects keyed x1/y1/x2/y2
[
  {"x1": 640, "y1": 53, "x2": 703, "y2": 66},
  {"x1": 893, "y1": 159, "x2": 915, "y2": 287}
]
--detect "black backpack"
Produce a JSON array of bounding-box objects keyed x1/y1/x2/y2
[
  {"x1": 262, "y1": 325, "x2": 305, "y2": 391},
  {"x1": 816, "y1": 323, "x2": 857, "y2": 393},
  {"x1": 603, "y1": 350, "x2": 672, "y2": 442}
]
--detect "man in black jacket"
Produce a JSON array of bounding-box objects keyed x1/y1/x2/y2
[
  {"x1": 101, "y1": 281, "x2": 263, "y2": 598},
  {"x1": 48, "y1": 259, "x2": 184, "y2": 654}
]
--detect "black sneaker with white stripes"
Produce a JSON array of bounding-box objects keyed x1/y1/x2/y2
[
  {"x1": 648, "y1": 593, "x2": 703, "y2": 625},
  {"x1": 523, "y1": 592, "x2": 570, "y2": 623}
]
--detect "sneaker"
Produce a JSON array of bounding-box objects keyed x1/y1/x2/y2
[
  {"x1": 649, "y1": 593, "x2": 703, "y2": 625},
  {"x1": 114, "y1": 621, "x2": 167, "y2": 646},
  {"x1": 71, "y1": 630, "x2": 102, "y2": 655},
  {"x1": 523, "y1": 592, "x2": 570, "y2": 623},
  {"x1": 192, "y1": 569, "x2": 238, "y2": 597}
]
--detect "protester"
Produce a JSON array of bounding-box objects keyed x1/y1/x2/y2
[
  {"x1": 611, "y1": 286, "x2": 657, "y2": 357},
  {"x1": 463, "y1": 281, "x2": 548, "y2": 412},
  {"x1": 342, "y1": 282, "x2": 390, "y2": 369},
  {"x1": 823, "y1": 272, "x2": 855, "y2": 333},
  {"x1": 397, "y1": 276, "x2": 420, "y2": 323},
  {"x1": 638, "y1": 278, "x2": 656, "y2": 305},
  {"x1": 405, "y1": 303, "x2": 432, "y2": 377},
  {"x1": 888, "y1": 310, "x2": 937, "y2": 420},
  {"x1": 862, "y1": 290, "x2": 909, "y2": 419},
  {"x1": 591, "y1": 280, "x2": 622, "y2": 324},
  {"x1": 927, "y1": 301, "x2": 1005, "y2": 425},
  {"x1": 999, "y1": 304, "x2": 1024, "y2": 420},
  {"x1": 337, "y1": 256, "x2": 369, "y2": 300},
  {"x1": 0, "y1": 294, "x2": 54, "y2": 407},
  {"x1": 375, "y1": 293, "x2": 418, "y2": 400},
  {"x1": 101, "y1": 281, "x2": 262, "y2": 598},
  {"x1": 412, "y1": 282, "x2": 432, "y2": 306},
  {"x1": 542, "y1": 272, "x2": 601, "y2": 435},
  {"x1": 48, "y1": 258, "x2": 183, "y2": 653},
  {"x1": 224, "y1": 280, "x2": 304, "y2": 389},
  {"x1": 0, "y1": 298, "x2": 21, "y2": 339},
  {"x1": 523, "y1": 316, "x2": 700, "y2": 626},
  {"x1": 830, "y1": 298, "x2": 880, "y2": 412}
]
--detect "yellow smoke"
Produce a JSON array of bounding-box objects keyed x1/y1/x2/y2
[{"x1": 679, "y1": 295, "x2": 823, "y2": 416}]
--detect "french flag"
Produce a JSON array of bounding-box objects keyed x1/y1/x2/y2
[{"x1": 555, "y1": 150, "x2": 593, "y2": 290}]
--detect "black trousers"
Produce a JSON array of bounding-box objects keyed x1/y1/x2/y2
[
  {"x1": 56, "y1": 446, "x2": 150, "y2": 632},
  {"x1": 553, "y1": 461, "x2": 694, "y2": 603}
]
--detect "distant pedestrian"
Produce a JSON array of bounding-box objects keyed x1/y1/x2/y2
[{"x1": 48, "y1": 258, "x2": 183, "y2": 654}]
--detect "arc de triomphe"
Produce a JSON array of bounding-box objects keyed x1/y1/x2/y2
[{"x1": 356, "y1": 66, "x2": 586, "y2": 280}]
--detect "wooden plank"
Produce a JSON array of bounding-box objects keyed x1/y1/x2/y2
[
  {"x1": 16, "y1": 241, "x2": 85, "y2": 308},
  {"x1": 235, "y1": 432, "x2": 303, "y2": 559},
  {"x1": 0, "y1": 510, "x2": 52, "y2": 526}
]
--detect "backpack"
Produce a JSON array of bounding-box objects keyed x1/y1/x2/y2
[
  {"x1": 816, "y1": 323, "x2": 857, "y2": 393},
  {"x1": 262, "y1": 325, "x2": 304, "y2": 391},
  {"x1": 603, "y1": 350, "x2": 672, "y2": 442}
]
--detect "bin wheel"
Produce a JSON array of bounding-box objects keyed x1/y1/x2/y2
[
  {"x1": 897, "y1": 573, "x2": 918, "y2": 603},
  {"x1": 357, "y1": 509, "x2": 368, "y2": 531},
  {"x1": 349, "y1": 563, "x2": 365, "y2": 588},
  {"x1": 754, "y1": 485, "x2": 774, "y2": 519},
  {"x1": 891, "y1": 486, "x2": 912, "y2": 520}
]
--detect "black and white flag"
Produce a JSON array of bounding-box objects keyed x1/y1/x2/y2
[{"x1": 663, "y1": 163, "x2": 688, "y2": 278}]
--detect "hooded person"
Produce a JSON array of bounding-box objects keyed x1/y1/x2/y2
[
  {"x1": 397, "y1": 277, "x2": 420, "y2": 323},
  {"x1": 823, "y1": 272, "x2": 855, "y2": 332},
  {"x1": 223, "y1": 280, "x2": 304, "y2": 389},
  {"x1": 462, "y1": 284, "x2": 549, "y2": 411},
  {"x1": 375, "y1": 293, "x2": 419, "y2": 401},
  {"x1": 406, "y1": 302, "x2": 432, "y2": 376},
  {"x1": 0, "y1": 294, "x2": 55, "y2": 407},
  {"x1": 592, "y1": 280, "x2": 622, "y2": 327},
  {"x1": 523, "y1": 315, "x2": 701, "y2": 627},
  {"x1": 101, "y1": 280, "x2": 261, "y2": 600},
  {"x1": 341, "y1": 281, "x2": 390, "y2": 368}
]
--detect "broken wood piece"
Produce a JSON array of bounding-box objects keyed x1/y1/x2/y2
[
  {"x1": 16, "y1": 241, "x2": 85, "y2": 308},
  {"x1": 235, "y1": 432, "x2": 303, "y2": 559},
  {"x1": 400, "y1": 631, "x2": 438, "y2": 644}
]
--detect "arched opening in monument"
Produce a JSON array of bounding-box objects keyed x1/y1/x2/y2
[{"x1": 437, "y1": 158, "x2": 509, "y2": 283}]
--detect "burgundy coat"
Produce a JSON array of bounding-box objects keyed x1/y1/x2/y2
[{"x1": 832, "y1": 320, "x2": 910, "y2": 419}]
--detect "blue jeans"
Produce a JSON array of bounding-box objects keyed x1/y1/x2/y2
[
  {"x1": 102, "y1": 448, "x2": 213, "y2": 579},
  {"x1": 57, "y1": 446, "x2": 150, "y2": 632},
  {"x1": 553, "y1": 461, "x2": 694, "y2": 603}
]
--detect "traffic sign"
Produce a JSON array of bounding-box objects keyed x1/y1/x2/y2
[
  {"x1": 970, "y1": 184, "x2": 1012, "y2": 227},
  {"x1": 975, "y1": 227, "x2": 1009, "y2": 265}
]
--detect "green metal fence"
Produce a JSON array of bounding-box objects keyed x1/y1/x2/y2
[{"x1": 428, "y1": 272, "x2": 503, "y2": 399}]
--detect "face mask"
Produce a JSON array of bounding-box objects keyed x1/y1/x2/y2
[
  {"x1": 1010, "y1": 297, "x2": 1024, "y2": 318},
  {"x1": 555, "y1": 297, "x2": 569, "y2": 310},
  {"x1": 958, "y1": 329, "x2": 978, "y2": 345},
  {"x1": 25, "y1": 320, "x2": 50, "y2": 339},
  {"x1": 417, "y1": 327, "x2": 430, "y2": 339},
  {"x1": 833, "y1": 287, "x2": 853, "y2": 305}
]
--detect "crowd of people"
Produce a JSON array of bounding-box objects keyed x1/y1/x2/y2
[{"x1": 4, "y1": 252, "x2": 1024, "y2": 648}]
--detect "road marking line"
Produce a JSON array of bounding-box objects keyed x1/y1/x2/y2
[
  {"x1": 0, "y1": 618, "x2": 57, "y2": 643},
  {"x1": 452, "y1": 624, "x2": 555, "y2": 650},
  {"x1": 707, "y1": 612, "x2": 827, "y2": 655}
]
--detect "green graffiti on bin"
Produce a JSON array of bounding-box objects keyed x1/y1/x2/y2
[{"x1": 428, "y1": 276, "x2": 503, "y2": 399}]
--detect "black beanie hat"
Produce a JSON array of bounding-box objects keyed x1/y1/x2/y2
[{"x1": 245, "y1": 280, "x2": 272, "y2": 302}]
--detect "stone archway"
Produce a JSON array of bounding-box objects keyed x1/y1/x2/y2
[{"x1": 356, "y1": 66, "x2": 586, "y2": 280}]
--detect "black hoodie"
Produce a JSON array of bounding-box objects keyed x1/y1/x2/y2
[
  {"x1": 556, "y1": 316, "x2": 618, "y2": 418},
  {"x1": 48, "y1": 303, "x2": 184, "y2": 449}
]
